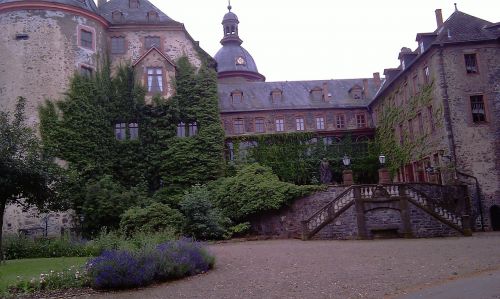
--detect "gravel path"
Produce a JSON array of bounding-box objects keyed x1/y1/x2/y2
[{"x1": 89, "y1": 233, "x2": 500, "y2": 299}]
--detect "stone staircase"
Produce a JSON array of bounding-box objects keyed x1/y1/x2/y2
[{"x1": 301, "y1": 184, "x2": 471, "y2": 240}]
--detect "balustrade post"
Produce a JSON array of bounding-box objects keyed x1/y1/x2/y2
[
  {"x1": 301, "y1": 221, "x2": 309, "y2": 241},
  {"x1": 353, "y1": 186, "x2": 368, "y2": 239},
  {"x1": 461, "y1": 215, "x2": 472, "y2": 236}
]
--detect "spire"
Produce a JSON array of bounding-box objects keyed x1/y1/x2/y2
[
  {"x1": 454, "y1": 3, "x2": 458, "y2": 11},
  {"x1": 221, "y1": 2, "x2": 242, "y2": 45}
]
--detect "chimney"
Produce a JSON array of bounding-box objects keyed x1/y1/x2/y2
[
  {"x1": 322, "y1": 82, "x2": 329, "y2": 101},
  {"x1": 98, "y1": 0, "x2": 107, "y2": 7},
  {"x1": 435, "y1": 9, "x2": 443, "y2": 28},
  {"x1": 362, "y1": 79, "x2": 369, "y2": 97},
  {"x1": 373, "y1": 72, "x2": 381, "y2": 88}
]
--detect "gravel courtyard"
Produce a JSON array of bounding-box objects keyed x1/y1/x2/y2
[{"x1": 94, "y1": 233, "x2": 500, "y2": 299}]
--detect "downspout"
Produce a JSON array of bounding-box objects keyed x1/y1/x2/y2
[
  {"x1": 437, "y1": 46, "x2": 458, "y2": 169},
  {"x1": 456, "y1": 171, "x2": 486, "y2": 231}
]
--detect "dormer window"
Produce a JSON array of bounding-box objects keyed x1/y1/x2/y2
[
  {"x1": 271, "y1": 89, "x2": 283, "y2": 102},
  {"x1": 231, "y1": 90, "x2": 243, "y2": 103},
  {"x1": 349, "y1": 85, "x2": 363, "y2": 100},
  {"x1": 419, "y1": 41, "x2": 425, "y2": 53},
  {"x1": 310, "y1": 87, "x2": 323, "y2": 101},
  {"x1": 129, "y1": 0, "x2": 139, "y2": 8},
  {"x1": 112, "y1": 11, "x2": 123, "y2": 23},
  {"x1": 148, "y1": 11, "x2": 159, "y2": 22}
]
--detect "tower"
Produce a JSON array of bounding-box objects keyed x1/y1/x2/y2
[{"x1": 214, "y1": 2, "x2": 265, "y2": 83}]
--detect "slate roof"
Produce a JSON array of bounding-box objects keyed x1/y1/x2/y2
[
  {"x1": 99, "y1": 0, "x2": 180, "y2": 25},
  {"x1": 0, "y1": 0, "x2": 97, "y2": 11},
  {"x1": 218, "y1": 79, "x2": 379, "y2": 113},
  {"x1": 371, "y1": 10, "x2": 498, "y2": 104},
  {"x1": 432, "y1": 11, "x2": 498, "y2": 44},
  {"x1": 215, "y1": 43, "x2": 260, "y2": 74}
]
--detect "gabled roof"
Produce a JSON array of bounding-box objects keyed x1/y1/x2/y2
[
  {"x1": 132, "y1": 46, "x2": 176, "y2": 68},
  {"x1": 433, "y1": 11, "x2": 497, "y2": 44},
  {"x1": 218, "y1": 79, "x2": 379, "y2": 113},
  {"x1": 99, "y1": 0, "x2": 180, "y2": 25}
]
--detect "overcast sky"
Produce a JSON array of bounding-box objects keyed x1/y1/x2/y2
[{"x1": 150, "y1": 0, "x2": 499, "y2": 82}]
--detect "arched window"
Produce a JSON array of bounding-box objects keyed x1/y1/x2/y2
[
  {"x1": 112, "y1": 11, "x2": 123, "y2": 23},
  {"x1": 231, "y1": 25, "x2": 236, "y2": 34}
]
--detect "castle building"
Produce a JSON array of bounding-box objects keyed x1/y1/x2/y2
[
  {"x1": 0, "y1": 1, "x2": 499, "y2": 234},
  {"x1": 368, "y1": 8, "x2": 500, "y2": 230}
]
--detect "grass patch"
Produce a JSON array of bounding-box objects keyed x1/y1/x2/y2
[{"x1": 0, "y1": 257, "x2": 88, "y2": 292}]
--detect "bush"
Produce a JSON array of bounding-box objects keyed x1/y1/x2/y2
[
  {"x1": 86, "y1": 239, "x2": 214, "y2": 290},
  {"x1": 209, "y1": 163, "x2": 320, "y2": 222},
  {"x1": 120, "y1": 203, "x2": 185, "y2": 236},
  {"x1": 179, "y1": 185, "x2": 231, "y2": 240},
  {"x1": 2, "y1": 234, "x2": 88, "y2": 260}
]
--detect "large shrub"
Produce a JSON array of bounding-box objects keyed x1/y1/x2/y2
[
  {"x1": 210, "y1": 163, "x2": 320, "y2": 222},
  {"x1": 179, "y1": 185, "x2": 230, "y2": 240},
  {"x1": 2, "y1": 235, "x2": 89, "y2": 260},
  {"x1": 86, "y1": 239, "x2": 214, "y2": 290},
  {"x1": 120, "y1": 203, "x2": 185, "y2": 236}
]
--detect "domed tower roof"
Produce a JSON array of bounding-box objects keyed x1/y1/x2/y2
[
  {"x1": 214, "y1": 2, "x2": 265, "y2": 82},
  {"x1": 0, "y1": 0, "x2": 97, "y2": 12}
]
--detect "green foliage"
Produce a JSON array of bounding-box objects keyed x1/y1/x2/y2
[
  {"x1": 209, "y1": 164, "x2": 320, "y2": 222},
  {"x1": 179, "y1": 185, "x2": 231, "y2": 240},
  {"x1": 39, "y1": 58, "x2": 225, "y2": 234},
  {"x1": 120, "y1": 203, "x2": 185, "y2": 236},
  {"x1": 231, "y1": 133, "x2": 379, "y2": 185},
  {"x1": 81, "y1": 175, "x2": 145, "y2": 235},
  {"x1": 0, "y1": 97, "x2": 62, "y2": 258},
  {"x1": 374, "y1": 82, "x2": 442, "y2": 173},
  {"x1": 2, "y1": 235, "x2": 90, "y2": 260}
]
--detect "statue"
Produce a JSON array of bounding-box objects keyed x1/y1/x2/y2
[{"x1": 320, "y1": 158, "x2": 332, "y2": 184}]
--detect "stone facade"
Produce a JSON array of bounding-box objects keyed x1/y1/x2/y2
[
  {"x1": 250, "y1": 185, "x2": 465, "y2": 240},
  {"x1": 369, "y1": 10, "x2": 499, "y2": 231}
]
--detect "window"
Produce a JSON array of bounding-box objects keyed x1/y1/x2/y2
[
  {"x1": 80, "y1": 29, "x2": 93, "y2": 49},
  {"x1": 233, "y1": 118, "x2": 245, "y2": 134},
  {"x1": 296, "y1": 118, "x2": 305, "y2": 131},
  {"x1": 188, "y1": 122, "x2": 198, "y2": 136},
  {"x1": 417, "y1": 113, "x2": 424, "y2": 135},
  {"x1": 470, "y1": 95, "x2": 486, "y2": 123},
  {"x1": 423, "y1": 66, "x2": 430, "y2": 84},
  {"x1": 80, "y1": 65, "x2": 93, "y2": 77},
  {"x1": 275, "y1": 118, "x2": 284, "y2": 132},
  {"x1": 145, "y1": 36, "x2": 160, "y2": 49},
  {"x1": 115, "y1": 123, "x2": 126, "y2": 141},
  {"x1": 231, "y1": 91, "x2": 243, "y2": 103},
  {"x1": 129, "y1": 123, "x2": 139, "y2": 140},
  {"x1": 403, "y1": 82, "x2": 408, "y2": 103},
  {"x1": 315, "y1": 117, "x2": 325, "y2": 130},
  {"x1": 356, "y1": 114, "x2": 366, "y2": 128},
  {"x1": 464, "y1": 54, "x2": 478, "y2": 74},
  {"x1": 428, "y1": 106, "x2": 435, "y2": 133},
  {"x1": 129, "y1": 0, "x2": 139, "y2": 8},
  {"x1": 177, "y1": 122, "x2": 186, "y2": 137},
  {"x1": 336, "y1": 114, "x2": 346, "y2": 129},
  {"x1": 412, "y1": 74, "x2": 419, "y2": 95},
  {"x1": 148, "y1": 11, "x2": 159, "y2": 22},
  {"x1": 408, "y1": 119, "x2": 414, "y2": 141},
  {"x1": 271, "y1": 89, "x2": 282, "y2": 102},
  {"x1": 255, "y1": 118, "x2": 265, "y2": 133},
  {"x1": 310, "y1": 87, "x2": 323, "y2": 101},
  {"x1": 112, "y1": 11, "x2": 123, "y2": 23},
  {"x1": 147, "y1": 67, "x2": 163, "y2": 93},
  {"x1": 111, "y1": 36, "x2": 125, "y2": 54}
]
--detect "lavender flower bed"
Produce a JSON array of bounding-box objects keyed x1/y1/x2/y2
[{"x1": 86, "y1": 239, "x2": 215, "y2": 290}]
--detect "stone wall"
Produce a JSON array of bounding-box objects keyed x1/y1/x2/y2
[
  {"x1": 0, "y1": 8, "x2": 107, "y2": 126},
  {"x1": 250, "y1": 185, "x2": 466, "y2": 240}
]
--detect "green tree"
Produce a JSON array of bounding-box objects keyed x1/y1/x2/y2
[
  {"x1": 120, "y1": 202, "x2": 185, "y2": 236},
  {"x1": 0, "y1": 98, "x2": 61, "y2": 258}
]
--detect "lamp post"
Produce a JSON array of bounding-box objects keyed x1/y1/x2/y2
[
  {"x1": 342, "y1": 154, "x2": 354, "y2": 186},
  {"x1": 378, "y1": 154, "x2": 391, "y2": 184}
]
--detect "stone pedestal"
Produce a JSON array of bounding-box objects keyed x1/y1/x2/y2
[
  {"x1": 342, "y1": 169, "x2": 353, "y2": 186},
  {"x1": 378, "y1": 168, "x2": 391, "y2": 184}
]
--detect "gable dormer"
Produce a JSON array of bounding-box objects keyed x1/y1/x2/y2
[
  {"x1": 310, "y1": 86, "x2": 323, "y2": 101},
  {"x1": 349, "y1": 84, "x2": 363, "y2": 100},
  {"x1": 148, "y1": 10, "x2": 159, "y2": 22},
  {"x1": 230, "y1": 90, "x2": 243, "y2": 103},
  {"x1": 111, "y1": 10, "x2": 123, "y2": 23},
  {"x1": 398, "y1": 47, "x2": 417, "y2": 70},
  {"x1": 270, "y1": 88, "x2": 283, "y2": 102},
  {"x1": 129, "y1": 0, "x2": 139, "y2": 9}
]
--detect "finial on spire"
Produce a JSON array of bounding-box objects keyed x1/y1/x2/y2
[
  {"x1": 454, "y1": 3, "x2": 458, "y2": 11},
  {"x1": 228, "y1": 0, "x2": 232, "y2": 12}
]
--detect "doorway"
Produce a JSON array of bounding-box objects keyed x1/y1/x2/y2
[{"x1": 491, "y1": 205, "x2": 500, "y2": 231}]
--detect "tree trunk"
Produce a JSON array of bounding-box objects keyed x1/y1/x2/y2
[{"x1": 0, "y1": 200, "x2": 6, "y2": 262}]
